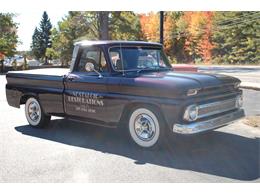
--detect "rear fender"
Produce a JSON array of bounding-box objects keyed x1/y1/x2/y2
[{"x1": 5, "y1": 85, "x2": 22, "y2": 108}]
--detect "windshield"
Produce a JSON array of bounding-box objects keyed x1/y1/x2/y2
[{"x1": 109, "y1": 46, "x2": 171, "y2": 72}]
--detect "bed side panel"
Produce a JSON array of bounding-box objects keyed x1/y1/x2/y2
[{"x1": 6, "y1": 73, "x2": 65, "y2": 114}]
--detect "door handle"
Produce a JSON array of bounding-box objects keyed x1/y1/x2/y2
[{"x1": 67, "y1": 75, "x2": 78, "y2": 81}]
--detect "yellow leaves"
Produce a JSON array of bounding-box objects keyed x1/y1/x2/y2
[
  {"x1": 0, "y1": 52, "x2": 5, "y2": 60},
  {"x1": 139, "y1": 12, "x2": 176, "y2": 55},
  {"x1": 0, "y1": 13, "x2": 18, "y2": 56},
  {"x1": 164, "y1": 13, "x2": 175, "y2": 53},
  {"x1": 182, "y1": 12, "x2": 214, "y2": 63},
  {"x1": 140, "y1": 12, "x2": 159, "y2": 42}
]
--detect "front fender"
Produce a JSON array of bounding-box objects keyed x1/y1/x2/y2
[{"x1": 119, "y1": 96, "x2": 182, "y2": 130}]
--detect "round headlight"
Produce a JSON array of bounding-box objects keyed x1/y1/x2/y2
[
  {"x1": 236, "y1": 95, "x2": 243, "y2": 108},
  {"x1": 184, "y1": 104, "x2": 199, "y2": 121}
]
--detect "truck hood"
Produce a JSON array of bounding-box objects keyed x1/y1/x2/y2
[
  {"x1": 159, "y1": 71, "x2": 240, "y2": 88},
  {"x1": 121, "y1": 71, "x2": 241, "y2": 98}
]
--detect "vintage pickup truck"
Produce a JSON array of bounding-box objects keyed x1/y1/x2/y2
[{"x1": 6, "y1": 41, "x2": 245, "y2": 148}]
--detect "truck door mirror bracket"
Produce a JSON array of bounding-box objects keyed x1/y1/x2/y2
[{"x1": 85, "y1": 62, "x2": 103, "y2": 78}]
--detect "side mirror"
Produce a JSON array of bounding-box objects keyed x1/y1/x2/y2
[
  {"x1": 85, "y1": 62, "x2": 103, "y2": 78},
  {"x1": 85, "y1": 62, "x2": 95, "y2": 72}
]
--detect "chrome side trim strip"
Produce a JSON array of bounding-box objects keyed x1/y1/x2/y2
[{"x1": 173, "y1": 109, "x2": 245, "y2": 134}]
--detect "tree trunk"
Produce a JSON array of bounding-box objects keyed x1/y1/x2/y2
[
  {"x1": 99, "y1": 12, "x2": 109, "y2": 40},
  {"x1": 45, "y1": 56, "x2": 48, "y2": 65},
  {"x1": 0, "y1": 60, "x2": 4, "y2": 73},
  {"x1": 23, "y1": 55, "x2": 28, "y2": 70}
]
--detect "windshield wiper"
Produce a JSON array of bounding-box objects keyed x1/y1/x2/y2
[
  {"x1": 136, "y1": 67, "x2": 152, "y2": 73},
  {"x1": 137, "y1": 67, "x2": 170, "y2": 73}
]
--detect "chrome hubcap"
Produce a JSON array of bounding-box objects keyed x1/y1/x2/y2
[
  {"x1": 28, "y1": 102, "x2": 40, "y2": 122},
  {"x1": 134, "y1": 114, "x2": 156, "y2": 141}
]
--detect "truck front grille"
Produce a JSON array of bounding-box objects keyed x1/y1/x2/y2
[{"x1": 198, "y1": 97, "x2": 237, "y2": 119}]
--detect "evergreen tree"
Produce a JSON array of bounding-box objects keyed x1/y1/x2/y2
[
  {"x1": 212, "y1": 12, "x2": 260, "y2": 64},
  {"x1": 40, "y1": 11, "x2": 52, "y2": 63},
  {"x1": 31, "y1": 28, "x2": 42, "y2": 59},
  {"x1": 31, "y1": 11, "x2": 52, "y2": 64}
]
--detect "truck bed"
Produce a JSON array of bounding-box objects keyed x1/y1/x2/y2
[
  {"x1": 6, "y1": 68, "x2": 68, "y2": 86},
  {"x1": 6, "y1": 68, "x2": 69, "y2": 115},
  {"x1": 8, "y1": 68, "x2": 69, "y2": 77}
]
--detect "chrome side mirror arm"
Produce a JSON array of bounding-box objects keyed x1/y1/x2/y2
[{"x1": 85, "y1": 62, "x2": 103, "y2": 78}]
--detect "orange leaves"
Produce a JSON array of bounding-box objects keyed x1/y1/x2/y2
[
  {"x1": 0, "y1": 52, "x2": 5, "y2": 60},
  {"x1": 182, "y1": 12, "x2": 214, "y2": 63},
  {"x1": 198, "y1": 12, "x2": 214, "y2": 63},
  {"x1": 139, "y1": 12, "x2": 159, "y2": 42},
  {"x1": 139, "y1": 11, "x2": 215, "y2": 63},
  {"x1": 163, "y1": 14, "x2": 175, "y2": 55},
  {"x1": 139, "y1": 12, "x2": 175, "y2": 55}
]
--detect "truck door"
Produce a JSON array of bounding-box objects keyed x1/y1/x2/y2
[{"x1": 64, "y1": 46, "x2": 110, "y2": 124}]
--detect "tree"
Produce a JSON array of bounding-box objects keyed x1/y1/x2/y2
[
  {"x1": 197, "y1": 12, "x2": 214, "y2": 63},
  {"x1": 0, "y1": 13, "x2": 18, "y2": 72},
  {"x1": 31, "y1": 11, "x2": 52, "y2": 64},
  {"x1": 45, "y1": 48, "x2": 59, "y2": 62},
  {"x1": 99, "y1": 12, "x2": 109, "y2": 40},
  {"x1": 140, "y1": 12, "x2": 159, "y2": 42},
  {"x1": 71, "y1": 11, "x2": 141, "y2": 40},
  {"x1": 31, "y1": 28, "x2": 42, "y2": 59},
  {"x1": 110, "y1": 12, "x2": 142, "y2": 40},
  {"x1": 40, "y1": 11, "x2": 52, "y2": 64},
  {"x1": 183, "y1": 12, "x2": 215, "y2": 63},
  {"x1": 140, "y1": 12, "x2": 185, "y2": 63},
  {"x1": 51, "y1": 12, "x2": 92, "y2": 65},
  {"x1": 212, "y1": 12, "x2": 260, "y2": 64},
  {"x1": 51, "y1": 11, "x2": 142, "y2": 65},
  {"x1": 140, "y1": 11, "x2": 259, "y2": 64},
  {"x1": 162, "y1": 12, "x2": 183, "y2": 62}
]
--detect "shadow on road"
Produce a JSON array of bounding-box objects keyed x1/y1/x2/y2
[{"x1": 15, "y1": 119, "x2": 260, "y2": 181}]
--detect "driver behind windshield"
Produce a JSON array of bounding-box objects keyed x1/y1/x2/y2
[{"x1": 109, "y1": 46, "x2": 171, "y2": 71}]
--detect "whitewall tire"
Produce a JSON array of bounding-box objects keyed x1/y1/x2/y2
[
  {"x1": 25, "y1": 97, "x2": 50, "y2": 128},
  {"x1": 128, "y1": 107, "x2": 164, "y2": 148}
]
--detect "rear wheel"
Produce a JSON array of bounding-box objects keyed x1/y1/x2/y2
[
  {"x1": 128, "y1": 106, "x2": 165, "y2": 149},
  {"x1": 25, "y1": 97, "x2": 50, "y2": 128}
]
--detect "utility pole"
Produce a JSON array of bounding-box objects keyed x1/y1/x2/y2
[{"x1": 159, "y1": 11, "x2": 164, "y2": 45}]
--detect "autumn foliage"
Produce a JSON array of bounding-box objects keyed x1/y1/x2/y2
[
  {"x1": 140, "y1": 13, "x2": 159, "y2": 42},
  {"x1": 183, "y1": 12, "x2": 214, "y2": 63},
  {"x1": 140, "y1": 12, "x2": 215, "y2": 63},
  {"x1": 2, "y1": 11, "x2": 258, "y2": 65}
]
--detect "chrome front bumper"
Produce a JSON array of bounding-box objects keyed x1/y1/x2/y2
[{"x1": 173, "y1": 109, "x2": 245, "y2": 134}]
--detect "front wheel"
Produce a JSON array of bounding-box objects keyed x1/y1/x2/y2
[
  {"x1": 25, "y1": 97, "x2": 50, "y2": 128},
  {"x1": 128, "y1": 106, "x2": 165, "y2": 148}
]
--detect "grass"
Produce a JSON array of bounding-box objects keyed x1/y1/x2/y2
[{"x1": 243, "y1": 116, "x2": 260, "y2": 129}]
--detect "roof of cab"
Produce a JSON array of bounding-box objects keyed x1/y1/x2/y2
[{"x1": 74, "y1": 40, "x2": 162, "y2": 47}]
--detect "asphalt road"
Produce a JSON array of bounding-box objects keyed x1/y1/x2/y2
[
  {"x1": 0, "y1": 75, "x2": 259, "y2": 182},
  {"x1": 198, "y1": 65, "x2": 260, "y2": 84}
]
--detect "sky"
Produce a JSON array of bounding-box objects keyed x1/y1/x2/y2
[
  {"x1": 13, "y1": 11, "x2": 68, "y2": 51},
  {"x1": 13, "y1": 11, "x2": 144, "y2": 51},
  {"x1": 3, "y1": 0, "x2": 259, "y2": 51}
]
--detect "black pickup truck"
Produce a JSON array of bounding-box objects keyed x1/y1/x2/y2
[{"x1": 6, "y1": 41, "x2": 245, "y2": 148}]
